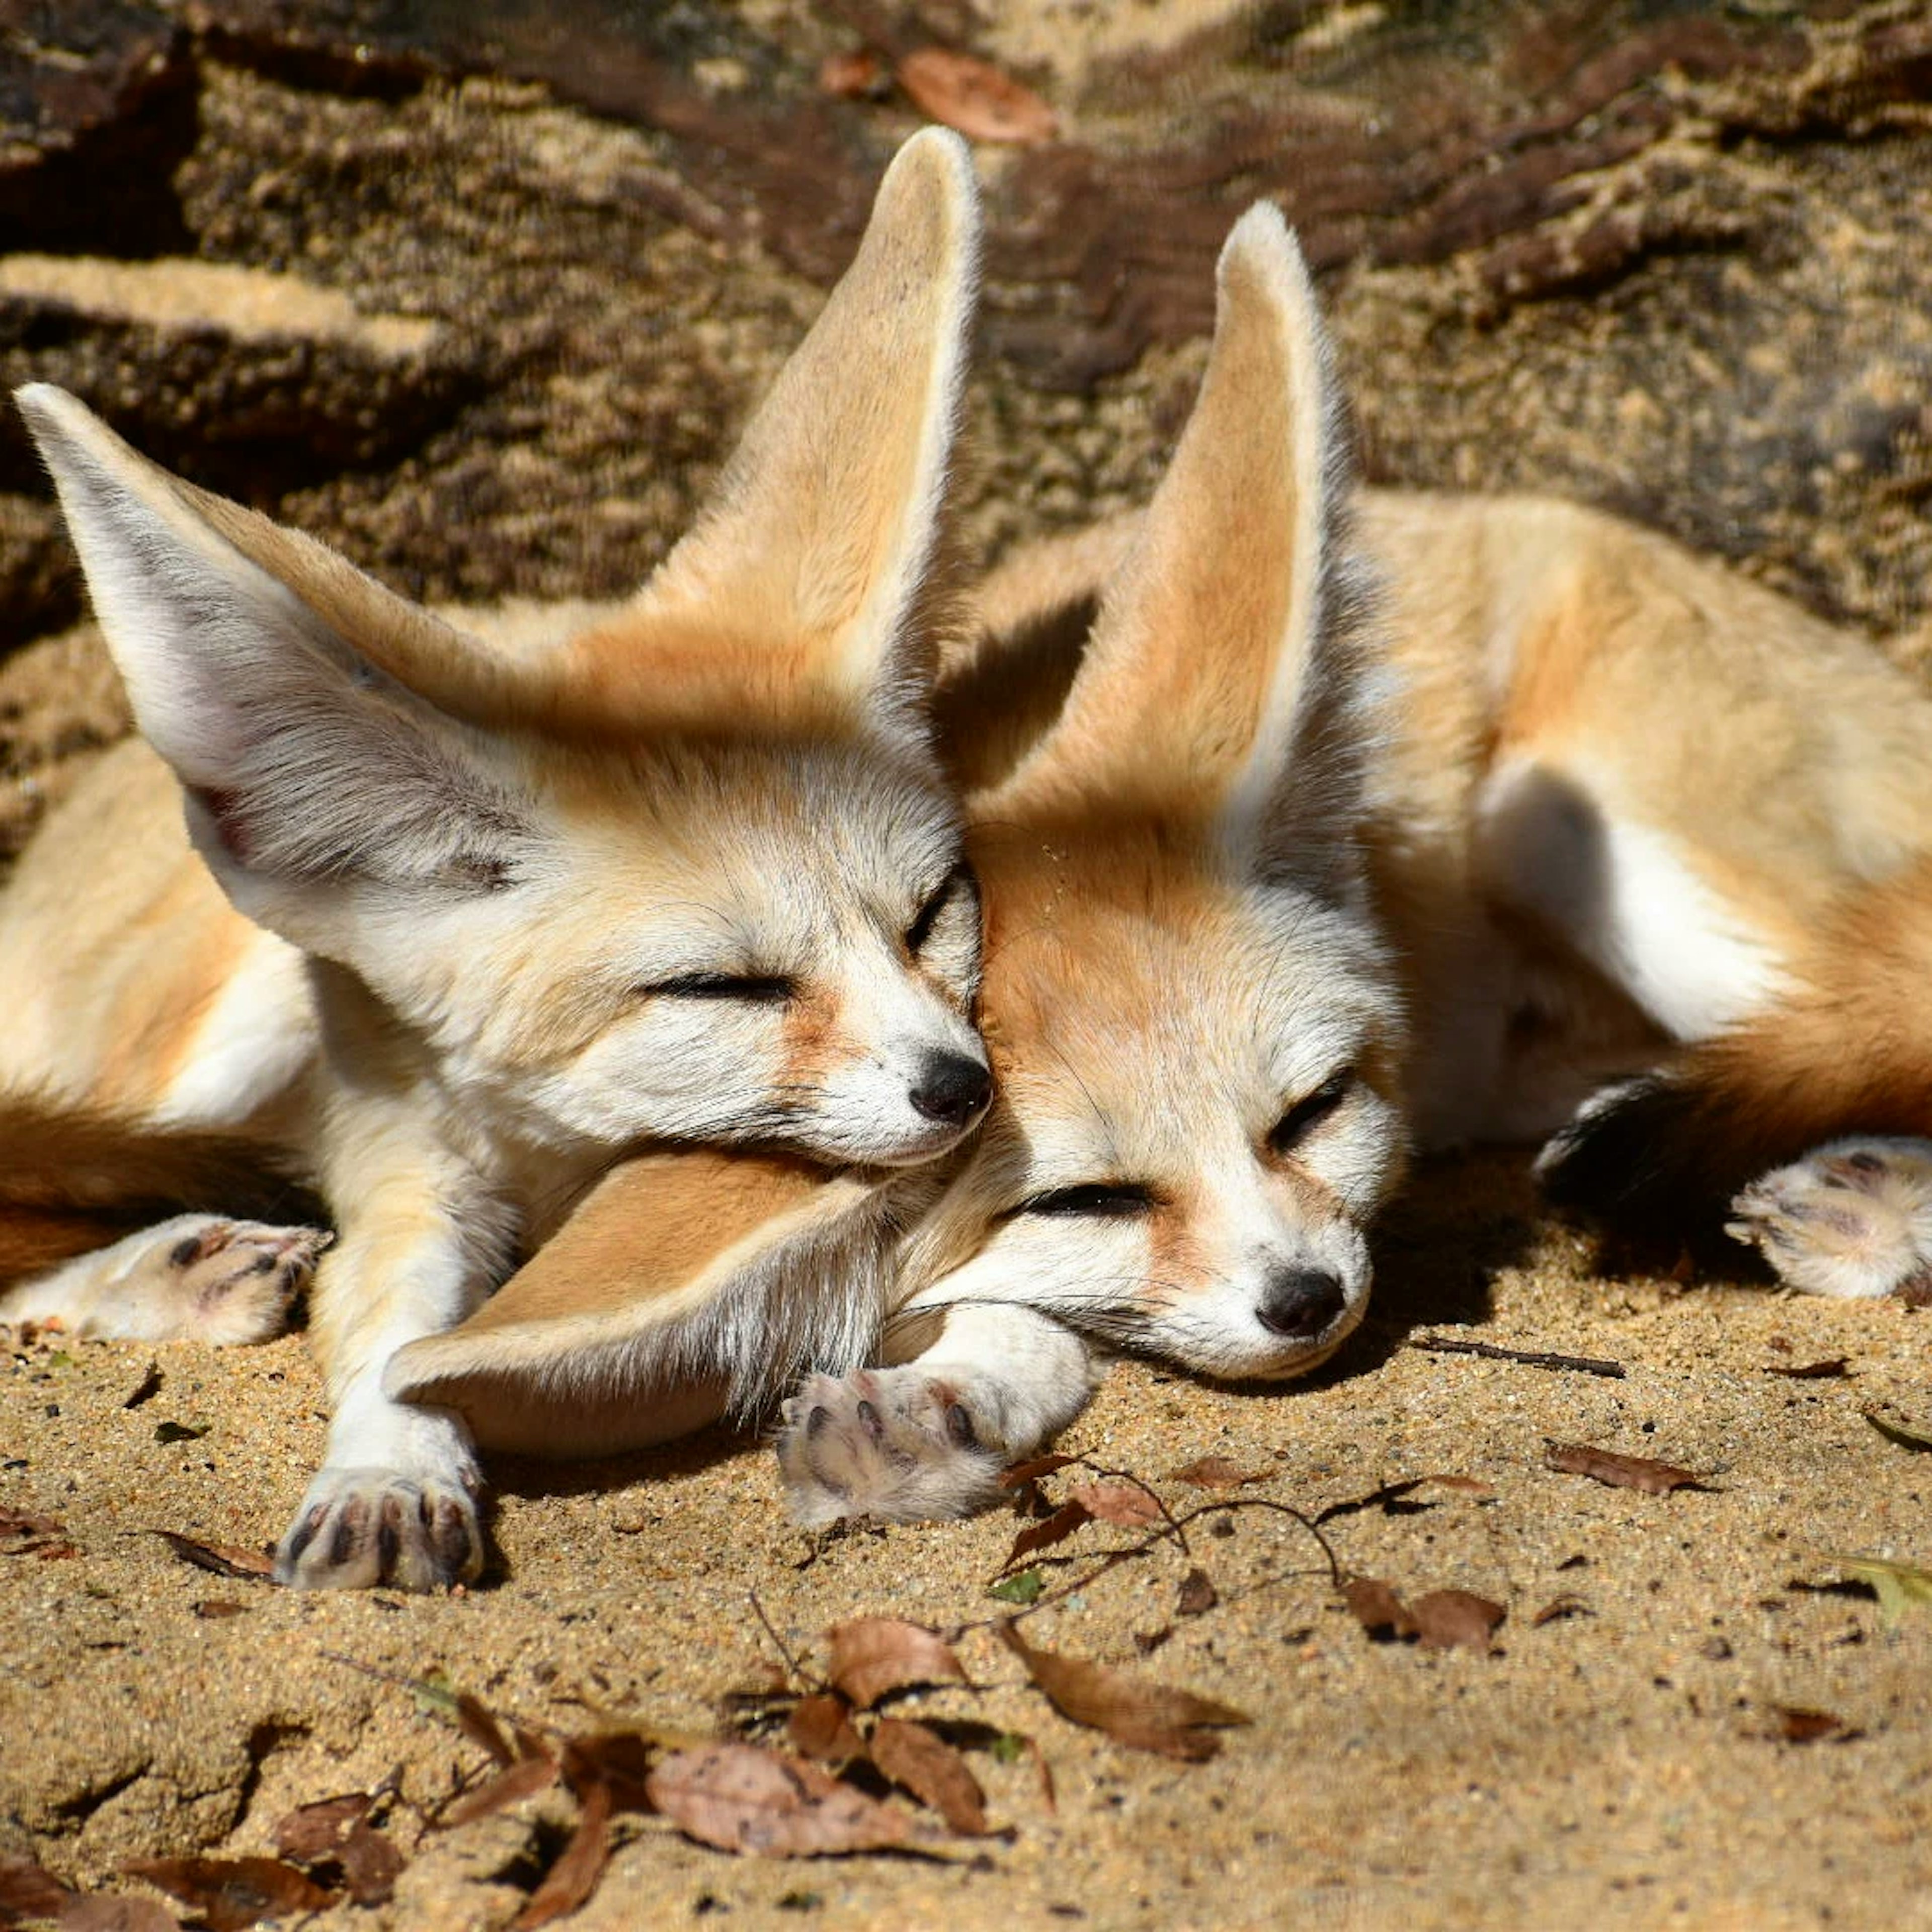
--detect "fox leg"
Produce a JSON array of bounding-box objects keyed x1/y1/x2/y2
[
  {"x1": 275, "y1": 1117, "x2": 510, "y2": 1592},
  {"x1": 1725, "y1": 1139, "x2": 1932, "y2": 1302},
  {"x1": 776, "y1": 1303, "x2": 1098, "y2": 1528},
  {"x1": 0, "y1": 1213, "x2": 326, "y2": 1344}
]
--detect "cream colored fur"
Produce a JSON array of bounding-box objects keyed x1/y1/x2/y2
[{"x1": 2, "y1": 129, "x2": 995, "y2": 1588}]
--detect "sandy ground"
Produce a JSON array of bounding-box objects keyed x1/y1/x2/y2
[{"x1": 4, "y1": 1156, "x2": 1928, "y2": 1930}]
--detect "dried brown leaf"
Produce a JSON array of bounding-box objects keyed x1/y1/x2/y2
[
  {"x1": 818, "y1": 47, "x2": 887, "y2": 98},
  {"x1": 1065, "y1": 1480, "x2": 1164, "y2": 1527},
  {"x1": 1763, "y1": 1356, "x2": 1849, "y2": 1379},
  {"x1": 1133, "y1": 1626, "x2": 1173, "y2": 1655},
  {"x1": 561, "y1": 1733, "x2": 656, "y2": 1814},
  {"x1": 1167, "y1": 1456, "x2": 1266, "y2": 1491},
  {"x1": 453, "y1": 1693, "x2": 516, "y2": 1768},
  {"x1": 191, "y1": 1600, "x2": 248, "y2": 1620},
  {"x1": 336, "y1": 1828, "x2": 404, "y2": 1909},
  {"x1": 1001, "y1": 1453, "x2": 1078, "y2": 1488},
  {"x1": 514, "y1": 1777, "x2": 611, "y2": 1929},
  {"x1": 150, "y1": 1532, "x2": 274, "y2": 1579},
  {"x1": 1863, "y1": 1406, "x2": 1932, "y2": 1452},
  {"x1": 1407, "y1": 1589, "x2": 1506, "y2": 1653},
  {"x1": 786, "y1": 1694, "x2": 865, "y2": 1765},
  {"x1": 1529, "y1": 1594, "x2": 1590, "y2": 1627},
  {"x1": 0, "y1": 1504, "x2": 67, "y2": 1550},
  {"x1": 1003, "y1": 1499, "x2": 1092, "y2": 1570},
  {"x1": 1772, "y1": 1704, "x2": 1858, "y2": 1743},
  {"x1": 442, "y1": 1755, "x2": 559, "y2": 1827},
  {"x1": 1176, "y1": 1568, "x2": 1218, "y2": 1617},
  {"x1": 273, "y1": 1793, "x2": 371, "y2": 1863},
  {"x1": 0, "y1": 1858, "x2": 69, "y2": 1916},
  {"x1": 124, "y1": 1856, "x2": 335, "y2": 1931},
  {"x1": 647, "y1": 1744, "x2": 913, "y2": 1856},
  {"x1": 1342, "y1": 1576, "x2": 1414, "y2": 1638},
  {"x1": 827, "y1": 1618, "x2": 964, "y2": 1709},
  {"x1": 1543, "y1": 1440, "x2": 1704, "y2": 1495},
  {"x1": 0, "y1": 1859, "x2": 177, "y2": 1931},
  {"x1": 895, "y1": 47, "x2": 1058, "y2": 145},
  {"x1": 998, "y1": 1623, "x2": 1247, "y2": 1761},
  {"x1": 868, "y1": 1718, "x2": 989, "y2": 1835}
]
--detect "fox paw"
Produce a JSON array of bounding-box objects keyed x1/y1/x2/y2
[
  {"x1": 1727, "y1": 1138, "x2": 1932, "y2": 1302},
  {"x1": 275, "y1": 1464, "x2": 484, "y2": 1591},
  {"x1": 777, "y1": 1367, "x2": 1008, "y2": 1529}
]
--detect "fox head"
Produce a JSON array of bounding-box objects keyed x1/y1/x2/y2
[
  {"x1": 17, "y1": 129, "x2": 990, "y2": 1170},
  {"x1": 910, "y1": 203, "x2": 1408, "y2": 1379}
]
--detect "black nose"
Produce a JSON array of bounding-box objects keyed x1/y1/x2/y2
[
  {"x1": 909, "y1": 1052, "x2": 992, "y2": 1128},
  {"x1": 1257, "y1": 1266, "x2": 1346, "y2": 1341}
]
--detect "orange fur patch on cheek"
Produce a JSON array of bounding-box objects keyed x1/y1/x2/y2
[{"x1": 778, "y1": 985, "x2": 851, "y2": 1095}]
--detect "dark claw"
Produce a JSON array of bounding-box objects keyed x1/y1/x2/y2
[
  {"x1": 282, "y1": 1509, "x2": 321, "y2": 1567},
  {"x1": 806, "y1": 1405, "x2": 832, "y2": 1438},
  {"x1": 943, "y1": 1401, "x2": 978, "y2": 1449},
  {"x1": 376, "y1": 1500, "x2": 403, "y2": 1577},
  {"x1": 169, "y1": 1234, "x2": 206, "y2": 1269},
  {"x1": 855, "y1": 1399, "x2": 886, "y2": 1443}
]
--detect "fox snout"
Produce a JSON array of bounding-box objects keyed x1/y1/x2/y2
[
  {"x1": 1256, "y1": 1263, "x2": 1347, "y2": 1341},
  {"x1": 910, "y1": 1051, "x2": 992, "y2": 1130}
]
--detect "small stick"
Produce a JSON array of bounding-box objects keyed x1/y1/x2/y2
[{"x1": 1409, "y1": 1335, "x2": 1626, "y2": 1379}]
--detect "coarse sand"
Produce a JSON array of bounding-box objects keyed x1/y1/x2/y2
[{"x1": 4, "y1": 1155, "x2": 1927, "y2": 1929}]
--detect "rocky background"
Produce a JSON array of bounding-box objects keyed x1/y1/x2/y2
[{"x1": 4, "y1": 0, "x2": 1932, "y2": 861}]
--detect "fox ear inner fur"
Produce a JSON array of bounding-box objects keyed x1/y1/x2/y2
[{"x1": 984, "y1": 203, "x2": 1375, "y2": 895}]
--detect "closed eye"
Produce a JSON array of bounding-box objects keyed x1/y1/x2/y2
[
  {"x1": 1014, "y1": 1182, "x2": 1154, "y2": 1219},
  {"x1": 906, "y1": 863, "x2": 976, "y2": 955},
  {"x1": 641, "y1": 973, "x2": 794, "y2": 1004},
  {"x1": 1268, "y1": 1070, "x2": 1353, "y2": 1155}
]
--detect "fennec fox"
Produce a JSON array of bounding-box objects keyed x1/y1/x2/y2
[
  {"x1": 390, "y1": 201, "x2": 1407, "y2": 1523},
  {"x1": 0, "y1": 129, "x2": 994, "y2": 1586},
  {"x1": 402, "y1": 194, "x2": 1932, "y2": 1528}
]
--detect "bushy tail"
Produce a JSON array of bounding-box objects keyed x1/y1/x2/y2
[
  {"x1": 1539, "y1": 855, "x2": 1932, "y2": 1239},
  {"x1": 0, "y1": 1092, "x2": 313, "y2": 1285}
]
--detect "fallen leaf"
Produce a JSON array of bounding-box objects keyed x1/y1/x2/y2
[
  {"x1": 647, "y1": 1744, "x2": 914, "y2": 1856},
  {"x1": 1863, "y1": 1406, "x2": 1932, "y2": 1452},
  {"x1": 192, "y1": 1600, "x2": 248, "y2": 1620},
  {"x1": 1543, "y1": 1441, "x2": 1704, "y2": 1495},
  {"x1": 151, "y1": 1532, "x2": 273, "y2": 1579},
  {"x1": 1175, "y1": 1568, "x2": 1218, "y2": 1617},
  {"x1": 1832, "y1": 1554, "x2": 1932, "y2": 1626},
  {"x1": 442, "y1": 1755, "x2": 559, "y2": 1827},
  {"x1": 895, "y1": 47, "x2": 1058, "y2": 145},
  {"x1": 124, "y1": 1856, "x2": 335, "y2": 1931},
  {"x1": 1065, "y1": 1481, "x2": 1164, "y2": 1527},
  {"x1": 1771, "y1": 1704, "x2": 1858, "y2": 1743},
  {"x1": 1167, "y1": 1456, "x2": 1266, "y2": 1491},
  {"x1": 337, "y1": 1828, "x2": 403, "y2": 1909},
  {"x1": 514, "y1": 1778, "x2": 612, "y2": 1929},
  {"x1": 786, "y1": 1695, "x2": 865, "y2": 1765},
  {"x1": 827, "y1": 1619, "x2": 965, "y2": 1709},
  {"x1": 1002, "y1": 1499, "x2": 1092, "y2": 1569},
  {"x1": 868, "y1": 1718, "x2": 989, "y2": 1835},
  {"x1": 818, "y1": 47, "x2": 886, "y2": 98},
  {"x1": 989, "y1": 1569, "x2": 1044, "y2": 1605},
  {"x1": 0, "y1": 1504, "x2": 68, "y2": 1552},
  {"x1": 1529, "y1": 1594, "x2": 1590, "y2": 1627},
  {"x1": 152, "y1": 1420, "x2": 208, "y2": 1445},
  {"x1": 454, "y1": 1693, "x2": 517, "y2": 1768},
  {"x1": 998, "y1": 1623, "x2": 1247, "y2": 1761},
  {"x1": 1342, "y1": 1576, "x2": 1413, "y2": 1639},
  {"x1": 1001, "y1": 1453, "x2": 1078, "y2": 1488},
  {"x1": 273, "y1": 1794, "x2": 372, "y2": 1863},
  {"x1": 560, "y1": 1733, "x2": 657, "y2": 1814},
  {"x1": 1407, "y1": 1589, "x2": 1506, "y2": 1653},
  {"x1": 0, "y1": 1858, "x2": 176, "y2": 1932},
  {"x1": 1133, "y1": 1626, "x2": 1173, "y2": 1654},
  {"x1": 1763, "y1": 1357, "x2": 1849, "y2": 1379}
]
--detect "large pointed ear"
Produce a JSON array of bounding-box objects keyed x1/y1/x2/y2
[
  {"x1": 986, "y1": 205, "x2": 1374, "y2": 888},
  {"x1": 613, "y1": 126, "x2": 980, "y2": 750},
  {"x1": 383, "y1": 1153, "x2": 925, "y2": 1457},
  {"x1": 16, "y1": 383, "x2": 533, "y2": 898}
]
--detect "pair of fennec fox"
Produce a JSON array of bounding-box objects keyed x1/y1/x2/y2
[{"x1": 4, "y1": 130, "x2": 1928, "y2": 1590}]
